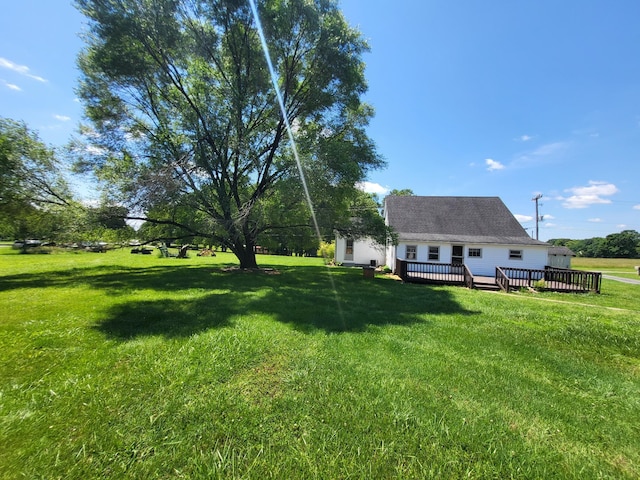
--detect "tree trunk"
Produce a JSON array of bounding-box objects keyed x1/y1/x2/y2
[{"x1": 235, "y1": 245, "x2": 258, "y2": 269}]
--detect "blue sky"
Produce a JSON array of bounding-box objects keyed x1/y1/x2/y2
[{"x1": 2, "y1": 1, "x2": 640, "y2": 241}]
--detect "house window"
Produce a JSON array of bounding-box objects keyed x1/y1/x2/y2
[
  {"x1": 468, "y1": 248, "x2": 482, "y2": 258},
  {"x1": 509, "y1": 249, "x2": 523, "y2": 260},
  {"x1": 428, "y1": 246, "x2": 439, "y2": 261},
  {"x1": 345, "y1": 238, "x2": 354, "y2": 260},
  {"x1": 406, "y1": 245, "x2": 417, "y2": 260}
]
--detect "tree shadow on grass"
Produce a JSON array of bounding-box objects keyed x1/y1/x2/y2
[
  {"x1": 96, "y1": 266, "x2": 480, "y2": 339},
  {"x1": 0, "y1": 264, "x2": 235, "y2": 294},
  {"x1": 1, "y1": 262, "x2": 479, "y2": 338}
]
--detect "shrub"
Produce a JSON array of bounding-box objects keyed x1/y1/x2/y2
[
  {"x1": 317, "y1": 241, "x2": 335, "y2": 263},
  {"x1": 533, "y1": 279, "x2": 547, "y2": 291}
]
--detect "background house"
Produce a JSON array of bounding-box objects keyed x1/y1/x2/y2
[
  {"x1": 384, "y1": 196, "x2": 549, "y2": 276},
  {"x1": 336, "y1": 196, "x2": 550, "y2": 276}
]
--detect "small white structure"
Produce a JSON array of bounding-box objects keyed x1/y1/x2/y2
[
  {"x1": 334, "y1": 235, "x2": 385, "y2": 267},
  {"x1": 547, "y1": 246, "x2": 576, "y2": 269}
]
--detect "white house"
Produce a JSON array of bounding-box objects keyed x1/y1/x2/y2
[{"x1": 336, "y1": 196, "x2": 550, "y2": 276}]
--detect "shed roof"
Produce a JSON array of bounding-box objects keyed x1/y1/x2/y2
[
  {"x1": 384, "y1": 196, "x2": 548, "y2": 246},
  {"x1": 548, "y1": 246, "x2": 576, "y2": 256}
]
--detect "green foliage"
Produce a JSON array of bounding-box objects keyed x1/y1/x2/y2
[
  {"x1": 0, "y1": 117, "x2": 74, "y2": 240},
  {"x1": 332, "y1": 190, "x2": 397, "y2": 247},
  {"x1": 550, "y1": 230, "x2": 640, "y2": 258},
  {"x1": 1, "y1": 251, "x2": 639, "y2": 478},
  {"x1": 74, "y1": 0, "x2": 383, "y2": 268},
  {"x1": 388, "y1": 188, "x2": 414, "y2": 196},
  {"x1": 533, "y1": 278, "x2": 547, "y2": 291},
  {"x1": 605, "y1": 230, "x2": 640, "y2": 258},
  {"x1": 317, "y1": 240, "x2": 335, "y2": 262}
]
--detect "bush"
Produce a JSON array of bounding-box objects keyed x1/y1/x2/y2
[
  {"x1": 317, "y1": 241, "x2": 335, "y2": 263},
  {"x1": 533, "y1": 279, "x2": 547, "y2": 291}
]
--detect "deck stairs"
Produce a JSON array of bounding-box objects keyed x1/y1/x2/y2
[{"x1": 472, "y1": 275, "x2": 501, "y2": 291}]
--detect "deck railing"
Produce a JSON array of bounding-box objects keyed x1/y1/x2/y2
[
  {"x1": 543, "y1": 266, "x2": 602, "y2": 293},
  {"x1": 396, "y1": 261, "x2": 601, "y2": 294},
  {"x1": 396, "y1": 260, "x2": 466, "y2": 285},
  {"x1": 495, "y1": 267, "x2": 510, "y2": 292},
  {"x1": 497, "y1": 266, "x2": 601, "y2": 293},
  {"x1": 463, "y1": 264, "x2": 474, "y2": 289}
]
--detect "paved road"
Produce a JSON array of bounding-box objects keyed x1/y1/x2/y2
[{"x1": 602, "y1": 274, "x2": 640, "y2": 285}]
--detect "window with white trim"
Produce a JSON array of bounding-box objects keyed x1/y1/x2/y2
[
  {"x1": 345, "y1": 238, "x2": 354, "y2": 260},
  {"x1": 468, "y1": 248, "x2": 482, "y2": 258},
  {"x1": 509, "y1": 249, "x2": 523, "y2": 260},
  {"x1": 428, "y1": 246, "x2": 440, "y2": 261},
  {"x1": 406, "y1": 245, "x2": 417, "y2": 260}
]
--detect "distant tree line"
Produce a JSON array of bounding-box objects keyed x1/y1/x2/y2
[{"x1": 549, "y1": 230, "x2": 640, "y2": 258}]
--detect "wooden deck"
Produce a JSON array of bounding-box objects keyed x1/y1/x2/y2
[
  {"x1": 496, "y1": 266, "x2": 601, "y2": 293},
  {"x1": 396, "y1": 260, "x2": 601, "y2": 294}
]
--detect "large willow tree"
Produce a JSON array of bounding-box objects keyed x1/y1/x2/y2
[{"x1": 75, "y1": 0, "x2": 385, "y2": 268}]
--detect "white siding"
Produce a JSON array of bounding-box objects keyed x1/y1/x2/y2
[
  {"x1": 464, "y1": 244, "x2": 549, "y2": 275},
  {"x1": 386, "y1": 244, "x2": 396, "y2": 269},
  {"x1": 335, "y1": 236, "x2": 347, "y2": 264},
  {"x1": 548, "y1": 254, "x2": 572, "y2": 269},
  {"x1": 396, "y1": 242, "x2": 450, "y2": 264},
  {"x1": 393, "y1": 242, "x2": 549, "y2": 276},
  {"x1": 335, "y1": 234, "x2": 385, "y2": 266}
]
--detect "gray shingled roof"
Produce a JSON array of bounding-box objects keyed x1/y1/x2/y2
[
  {"x1": 384, "y1": 196, "x2": 548, "y2": 246},
  {"x1": 548, "y1": 246, "x2": 576, "y2": 256}
]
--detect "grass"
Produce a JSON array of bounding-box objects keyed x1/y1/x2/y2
[
  {"x1": 573, "y1": 257, "x2": 640, "y2": 279},
  {"x1": 572, "y1": 257, "x2": 640, "y2": 270},
  {"x1": 1, "y1": 249, "x2": 639, "y2": 479}
]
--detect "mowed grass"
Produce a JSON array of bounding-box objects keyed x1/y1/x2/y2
[
  {"x1": 573, "y1": 257, "x2": 640, "y2": 281},
  {"x1": 1, "y1": 249, "x2": 639, "y2": 479},
  {"x1": 572, "y1": 257, "x2": 640, "y2": 271}
]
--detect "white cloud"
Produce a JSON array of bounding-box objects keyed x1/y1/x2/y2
[
  {"x1": 617, "y1": 224, "x2": 627, "y2": 229},
  {"x1": 512, "y1": 141, "x2": 569, "y2": 168},
  {"x1": 532, "y1": 142, "x2": 568, "y2": 157},
  {"x1": 588, "y1": 218, "x2": 602, "y2": 223},
  {"x1": 543, "y1": 223, "x2": 557, "y2": 228},
  {"x1": 519, "y1": 134, "x2": 533, "y2": 142},
  {"x1": 633, "y1": 205, "x2": 640, "y2": 210},
  {"x1": 561, "y1": 181, "x2": 618, "y2": 209},
  {"x1": 542, "y1": 214, "x2": 555, "y2": 220},
  {"x1": 356, "y1": 181, "x2": 389, "y2": 195},
  {"x1": 0, "y1": 57, "x2": 47, "y2": 82},
  {"x1": 54, "y1": 114, "x2": 71, "y2": 122},
  {"x1": 514, "y1": 214, "x2": 533, "y2": 223},
  {"x1": 1, "y1": 79, "x2": 21, "y2": 91},
  {"x1": 485, "y1": 158, "x2": 505, "y2": 171}
]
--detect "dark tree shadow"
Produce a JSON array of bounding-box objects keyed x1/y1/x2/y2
[{"x1": 1, "y1": 263, "x2": 479, "y2": 338}]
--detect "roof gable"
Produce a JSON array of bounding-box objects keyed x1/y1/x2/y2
[{"x1": 384, "y1": 196, "x2": 547, "y2": 246}]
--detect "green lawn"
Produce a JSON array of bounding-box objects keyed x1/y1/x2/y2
[
  {"x1": 1, "y1": 248, "x2": 639, "y2": 479},
  {"x1": 573, "y1": 257, "x2": 640, "y2": 278}
]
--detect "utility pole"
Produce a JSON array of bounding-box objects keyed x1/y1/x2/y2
[{"x1": 532, "y1": 194, "x2": 543, "y2": 240}]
